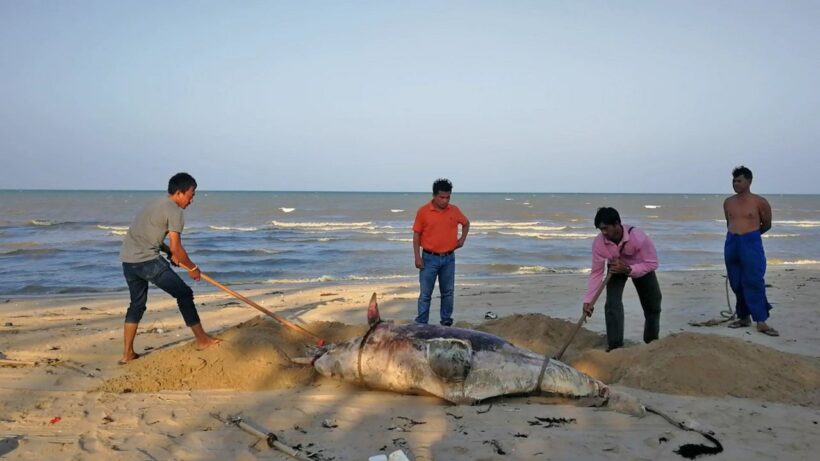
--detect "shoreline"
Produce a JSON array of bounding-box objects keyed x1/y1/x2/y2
[{"x1": 4, "y1": 263, "x2": 820, "y2": 301}]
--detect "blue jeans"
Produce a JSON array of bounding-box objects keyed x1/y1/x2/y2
[
  {"x1": 123, "y1": 257, "x2": 200, "y2": 327},
  {"x1": 416, "y1": 252, "x2": 455, "y2": 325}
]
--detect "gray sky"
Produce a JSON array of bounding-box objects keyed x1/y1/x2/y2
[{"x1": 1, "y1": 1, "x2": 818, "y2": 193}]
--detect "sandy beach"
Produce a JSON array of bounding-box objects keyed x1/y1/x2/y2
[{"x1": 1, "y1": 267, "x2": 818, "y2": 460}]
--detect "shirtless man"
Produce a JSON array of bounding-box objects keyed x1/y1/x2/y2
[{"x1": 723, "y1": 166, "x2": 778, "y2": 336}]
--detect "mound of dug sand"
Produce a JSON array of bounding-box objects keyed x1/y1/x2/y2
[
  {"x1": 100, "y1": 317, "x2": 367, "y2": 393},
  {"x1": 570, "y1": 332, "x2": 820, "y2": 406},
  {"x1": 102, "y1": 314, "x2": 820, "y2": 407},
  {"x1": 468, "y1": 313, "x2": 607, "y2": 362}
]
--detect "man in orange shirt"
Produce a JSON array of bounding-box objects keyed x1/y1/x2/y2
[{"x1": 413, "y1": 178, "x2": 470, "y2": 325}]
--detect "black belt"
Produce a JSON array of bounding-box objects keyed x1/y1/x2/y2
[{"x1": 423, "y1": 249, "x2": 454, "y2": 256}]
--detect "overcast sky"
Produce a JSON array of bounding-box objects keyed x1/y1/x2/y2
[{"x1": 1, "y1": 1, "x2": 818, "y2": 193}]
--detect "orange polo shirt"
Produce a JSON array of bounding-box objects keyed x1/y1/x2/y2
[{"x1": 413, "y1": 201, "x2": 468, "y2": 253}]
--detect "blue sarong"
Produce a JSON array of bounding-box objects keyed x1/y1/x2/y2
[{"x1": 724, "y1": 230, "x2": 772, "y2": 322}]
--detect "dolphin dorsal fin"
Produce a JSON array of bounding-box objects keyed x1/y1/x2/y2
[{"x1": 367, "y1": 292, "x2": 381, "y2": 326}]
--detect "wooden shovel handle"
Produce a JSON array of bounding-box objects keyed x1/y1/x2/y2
[
  {"x1": 180, "y1": 263, "x2": 324, "y2": 346},
  {"x1": 553, "y1": 271, "x2": 613, "y2": 361}
]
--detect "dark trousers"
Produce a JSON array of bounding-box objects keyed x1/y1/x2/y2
[
  {"x1": 123, "y1": 257, "x2": 200, "y2": 327},
  {"x1": 604, "y1": 271, "x2": 662, "y2": 349}
]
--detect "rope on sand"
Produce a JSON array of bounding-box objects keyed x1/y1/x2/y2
[
  {"x1": 645, "y1": 405, "x2": 724, "y2": 459},
  {"x1": 688, "y1": 275, "x2": 736, "y2": 327}
]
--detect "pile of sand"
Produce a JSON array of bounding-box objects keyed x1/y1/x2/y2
[
  {"x1": 102, "y1": 314, "x2": 820, "y2": 406},
  {"x1": 100, "y1": 318, "x2": 367, "y2": 393},
  {"x1": 571, "y1": 333, "x2": 820, "y2": 406}
]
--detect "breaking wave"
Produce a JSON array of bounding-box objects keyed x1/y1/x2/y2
[
  {"x1": 209, "y1": 225, "x2": 259, "y2": 232},
  {"x1": 497, "y1": 231, "x2": 595, "y2": 240},
  {"x1": 773, "y1": 220, "x2": 820, "y2": 228},
  {"x1": 768, "y1": 259, "x2": 820, "y2": 266},
  {"x1": 262, "y1": 274, "x2": 413, "y2": 284}
]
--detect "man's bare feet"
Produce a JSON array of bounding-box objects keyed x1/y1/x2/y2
[
  {"x1": 118, "y1": 352, "x2": 141, "y2": 365},
  {"x1": 196, "y1": 335, "x2": 223, "y2": 351},
  {"x1": 190, "y1": 323, "x2": 223, "y2": 350}
]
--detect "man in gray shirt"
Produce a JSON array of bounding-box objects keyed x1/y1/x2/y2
[{"x1": 119, "y1": 172, "x2": 220, "y2": 364}]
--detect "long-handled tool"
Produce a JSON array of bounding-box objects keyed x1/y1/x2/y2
[
  {"x1": 553, "y1": 269, "x2": 612, "y2": 361},
  {"x1": 533, "y1": 268, "x2": 612, "y2": 393},
  {"x1": 179, "y1": 263, "x2": 325, "y2": 347},
  {"x1": 211, "y1": 413, "x2": 315, "y2": 460}
]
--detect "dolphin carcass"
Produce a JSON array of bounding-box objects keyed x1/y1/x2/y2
[{"x1": 306, "y1": 294, "x2": 645, "y2": 416}]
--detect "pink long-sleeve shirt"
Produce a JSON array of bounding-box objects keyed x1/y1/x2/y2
[{"x1": 583, "y1": 225, "x2": 659, "y2": 304}]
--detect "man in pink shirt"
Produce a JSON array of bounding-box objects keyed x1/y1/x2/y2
[{"x1": 582, "y1": 207, "x2": 662, "y2": 351}]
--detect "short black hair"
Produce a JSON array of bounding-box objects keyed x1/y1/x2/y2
[
  {"x1": 594, "y1": 207, "x2": 621, "y2": 228},
  {"x1": 432, "y1": 178, "x2": 453, "y2": 195},
  {"x1": 732, "y1": 165, "x2": 753, "y2": 181},
  {"x1": 168, "y1": 172, "x2": 197, "y2": 195}
]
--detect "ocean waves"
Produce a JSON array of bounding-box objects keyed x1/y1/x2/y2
[
  {"x1": 0, "y1": 247, "x2": 64, "y2": 257},
  {"x1": 495, "y1": 231, "x2": 595, "y2": 240},
  {"x1": 773, "y1": 220, "x2": 820, "y2": 228},
  {"x1": 262, "y1": 274, "x2": 414, "y2": 285},
  {"x1": 208, "y1": 225, "x2": 259, "y2": 232},
  {"x1": 768, "y1": 259, "x2": 820, "y2": 266},
  {"x1": 2, "y1": 191, "x2": 820, "y2": 296},
  {"x1": 272, "y1": 220, "x2": 375, "y2": 230}
]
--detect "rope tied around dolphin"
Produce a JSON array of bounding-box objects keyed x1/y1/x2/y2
[{"x1": 356, "y1": 320, "x2": 382, "y2": 384}]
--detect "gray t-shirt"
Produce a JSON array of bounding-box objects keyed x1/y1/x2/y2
[{"x1": 120, "y1": 196, "x2": 185, "y2": 263}]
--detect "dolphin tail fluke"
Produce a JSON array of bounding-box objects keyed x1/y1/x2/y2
[{"x1": 367, "y1": 292, "x2": 381, "y2": 326}]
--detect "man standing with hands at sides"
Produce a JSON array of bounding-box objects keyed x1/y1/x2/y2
[
  {"x1": 118, "y1": 173, "x2": 221, "y2": 364},
  {"x1": 724, "y1": 166, "x2": 779, "y2": 336},
  {"x1": 582, "y1": 207, "x2": 662, "y2": 351},
  {"x1": 413, "y1": 178, "x2": 470, "y2": 326}
]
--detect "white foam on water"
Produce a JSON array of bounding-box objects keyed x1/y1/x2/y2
[
  {"x1": 347, "y1": 274, "x2": 413, "y2": 281},
  {"x1": 272, "y1": 220, "x2": 376, "y2": 232},
  {"x1": 773, "y1": 220, "x2": 820, "y2": 228},
  {"x1": 263, "y1": 273, "x2": 413, "y2": 284},
  {"x1": 644, "y1": 205, "x2": 661, "y2": 209},
  {"x1": 97, "y1": 225, "x2": 129, "y2": 230},
  {"x1": 514, "y1": 266, "x2": 589, "y2": 275},
  {"x1": 390, "y1": 209, "x2": 404, "y2": 213},
  {"x1": 209, "y1": 225, "x2": 259, "y2": 232},
  {"x1": 498, "y1": 231, "x2": 595, "y2": 240},
  {"x1": 471, "y1": 221, "x2": 567, "y2": 231},
  {"x1": 768, "y1": 259, "x2": 820, "y2": 266},
  {"x1": 515, "y1": 265, "x2": 549, "y2": 274},
  {"x1": 763, "y1": 233, "x2": 801, "y2": 238},
  {"x1": 264, "y1": 275, "x2": 337, "y2": 284},
  {"x1": 279, "y1": 207, "x2": 295, "y2": 213}
]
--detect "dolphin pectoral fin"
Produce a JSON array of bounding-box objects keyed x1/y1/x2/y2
[
  {"x1": 367, "y1": 292, "x2": 381, "y2": 326},
  {"x1": 427, "y1": 338, "x2": 472, "y2": 383}
]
